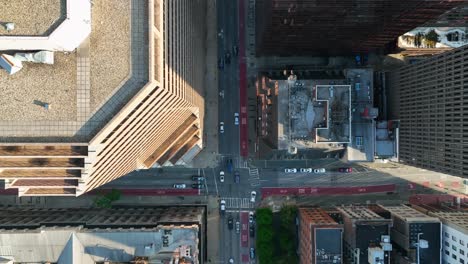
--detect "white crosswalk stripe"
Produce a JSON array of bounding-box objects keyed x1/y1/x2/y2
[
  {"x1": 248, "y1": 168, "x2": 260, "y2": 187},
  {"x1": 221, "y1": 197, "x2": 255, "y2": 209}
]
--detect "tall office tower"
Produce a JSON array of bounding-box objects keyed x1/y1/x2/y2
[
  {"x1": 0, "y1": 0, "x2": 206, "y2": 196},
  {"x1": 388, "y1": 45, "x2": 468, "y2": 177},
  {"x1": 255, "y1": 0, "x2": 465, "y2": 56}
]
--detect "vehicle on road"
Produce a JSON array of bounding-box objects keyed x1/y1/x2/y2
[
  {"x1": 250, "y1": 191, "x2": 257, "y2": 202},
  {"x1": 234, "y1": 171, "x2": 240, "y2": 183},
  {"x1": 225, "y1": 52, "x2": 231, "y2": 64},
  {"x1": 219, "y1": 171, "x2": 225, "y2": 182},
  {"x1": 249, "y1": 212, "x2": 254, "y2": 223},
  {"x1": 227, "y1": 215, "x2": 233, "y2": 230},
  {"x1": 250, "y1": 247, "x2": 255, "y2": 259},
  {"x1": 191, "y1": 183, "x2": 203, "y2": 189},
  {"x1": 226, "y1": 158, "x2": 233, "y2": 173},
  {"x1": 249, "y1": 225, "x2": 255, "y2": 237},
  {"x1": 218, "y1": 58, "x2": 224, "y2": 70},
  {"x1": 220, "y1": 200, "x2": 226, "y2": 214},
  {"x1": 235, "y1": 221, "x2": 240, "y2": 233},
  {"x1": 173, "y1": 183, "x2": 186, "y2": 189},
  {"x1": 219, "y1": 122, "x2": 224, "y2": 133},
  {"x1": 233, "y1": 45, "x2": 238, "y2": 56},
  {"x1": 192, "y1": 175, "x2": 204, "y2": 181},
  {"x1": 284, "y1": 168, "x2": 297, "y2": 173},
  {"x1": 229, "y1": 258, "x2": 234, "y2": 264},
  {"x1": 313, "y1": 168, "x2": 326, "y2": 174},
  {"x1": 338, "y1": 167, "x2": 353, "y2": 173},
  {"x1": 234, "y1": 113, "x2": 239, "y2": 125},
  {"x1": 300, "y1": 168, "x2": 313, "y2": 173}
]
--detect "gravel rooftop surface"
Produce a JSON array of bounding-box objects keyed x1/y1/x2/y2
[
  {"x1": 0, "y1": 52, "x2": 77, "y2": 121},
  {"x1": 0, "y1": 0, "x2": 65, "y2": 36},
  {"x1": 90, "y1": 0, "x2": 131, "y2": 112}
]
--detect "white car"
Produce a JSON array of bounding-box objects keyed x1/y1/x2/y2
[
  {"x1": 236, "y1": 221, "x2": 240, "y2": 233},
  {"x1": 250, "y1": 191, "x2": 257, "y2": 202},
  {"x1": 219, "y1": 170, "x2": 225, "y2": 182},
  {"x1": 300, "y1": 168, "x2": 313, "y2": 173},
  {"x1": 249, "y1": 212, "x2": 254, "y2": 223},
  {"x1": 219, "y1": 122, "x2": 225, "y2": 133},
  {"x1": 229, "y1": 258, "x2": 234, "y2": 264},
  {"x1": 234, "y1": 113, "x2": 239, "y2": 125},
  {"x1": 284, "y1": 168, "x2": 297, "y2": 173},
  {"x1": 313, "y1": 168, "x2": 326, "y2": 174},
  {"x1": 220, "y1": 200, "x2": 226, "y2": 213},
  {"x1": 173, "y1": 183, "x2": 186, "y2": 189}
]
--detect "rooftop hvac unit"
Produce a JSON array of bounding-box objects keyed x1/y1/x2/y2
[
  {"x1": 14, "y1": 51, "x2": 54, "y2": 64},
  {"x1": 0, "y1": 54, "x2": 23, "y2": 74}
]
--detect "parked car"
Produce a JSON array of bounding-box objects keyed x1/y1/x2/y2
[
  {"x1": 250, "y1": 247, "x2": 255, "y2": 259},
  {"x1": 225, "y1": 52, "x2": 231, "y2": 64},
  {"x1": 338, "y1": 167, "x2": 353, "y2": 173},
  {"x1": 219, "y1": 122, "x2": 225, "y2": 133},
  {"x1": 192, "y1": 175, "x2": 204, "y2": 181},
  {"x1": 218, "y1": 58, "x2": 224, "y2": 70},
  {"x1": 249, "y1": 212, "x2": 254, "y2": 223},
  {"x1": 219, "y1": 171, "x2": 225, "y2": 182},
  {"x1": 192, "y1": 183, "x2": 203, "y2": 189},
  {"x1": 234, "y1": 171, "x2": 240, "y2": 184},
  {"x1": 229, "y1": 258, "x2": 234, "y2": 264},
  {"x1": 313, "y1": 168, "x2": 326, "y2": 174},
  {"x1": 234, "y1": 113, "x2": 239, "y2": 125},
  {"x1": 220, "y1": 200, "x2": 226, "y2": 214},
  {"x1": 249, "y1": 225, "x2": 255, "y2": 237},
  {"x1": 173, "y1": 183, "x2": 186, "y2": 189},
  {"x1": 226, "y1": 158, "x2": 233, "y2": 173},
  {"x1": 284, "y1": 168, "x2": 297, "y2": 173},
  {"x1": 235, "y1": 221, "x2": 240, "y2": 233},
  {"x1": 250, "y1": 191, "x2": 257, "y2": 203},
  {"x1": 300, "y1": 168, "x2": 313, "y2": 173},
  {"x1": 228, "y1": 215, "x2": 233, "y2": 229}
]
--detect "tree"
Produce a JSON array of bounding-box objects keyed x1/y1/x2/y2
[
  {"x1": 93, "y1": 189, "x2": 122, "y2": 208},
  {"x1": 425, "y1": 29, "x2": 439, "y2": 42}
]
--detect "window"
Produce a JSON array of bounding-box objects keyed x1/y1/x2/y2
[
  {"x1": 453, "y1": 235, "x2": 457, "y2": 242},
  {"x1": 453, "y1": 245, "x2": 458, "y2": 251},
  {"x1": 452, "y1": 254, "x2": 457, "y2": 260},
  {"x1": 460, "y1": 259, "x2": 464, "y2": 264},
  {"x1": 460, "y1": 240, "x2": 465, "y2": 246},
  {"x1": 445, "y1": 249, "x2": 450, "y2": 255},
  {"x1": 460, "y1": 249, "x2": 464, "y2": 255},
  {"x1": 445, "y1": 232, "x2": 450, "y2": 238},
  {"x1": 446, "y1": 241, "x2": 451, "y2": 247}
]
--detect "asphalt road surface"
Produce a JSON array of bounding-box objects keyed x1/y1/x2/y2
[{"x1": 218, "y1": 0, "x2": 240, "y2": 156}]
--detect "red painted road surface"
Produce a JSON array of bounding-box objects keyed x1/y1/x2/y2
[
  {"x1": 238, "y1": 0, "x2": 248, "y2": 157},
  {"x1": 241, "y1": 211, "x2": 249, "y2": 248},
  {"x1": 261, "y1": 184, "x2": 396, "y2": 198},
  {"x1": 90, "y1": 188, "x2": 199, "y2": 196}
]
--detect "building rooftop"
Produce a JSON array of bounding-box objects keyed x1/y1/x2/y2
[
  {"x1": 0, "y1": 0, "x2": 147, "y2": 142},
  {"x1": 379, "y1": 204, "x2": 440, "y2": 223},
  {"x1": 337, "y1": 205, "x2": 385, "y2": 221},
  {"x1": 299, "y1": 208, "x2": 341, "y2": 226},
  {"x1": 1, "y1": 0, "x2": 65, "y2": 36}
]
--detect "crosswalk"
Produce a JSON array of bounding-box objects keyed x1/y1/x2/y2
[
  {"x1": 221, "y1": 197, "x2": 255, "y2": 209},
  {"x1": 248, "y1": 168, "x2": 260, "y2": 187},
  {"x1": 221, "y1": 156, "x2": 248, "y2": 169}
]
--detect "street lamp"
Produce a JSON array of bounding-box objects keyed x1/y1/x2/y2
[{"x1": 414, "y1": 233, "x2": 429, "y2": 264}]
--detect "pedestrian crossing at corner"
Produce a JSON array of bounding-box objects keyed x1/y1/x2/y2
[
  {"x1": 221, "y1": 156, "x2": 248, "y2": 169},
  {"x1": 221, "y1": 197, "x2": 255, "y2": 209},
  {"x1": 248, "y1": 168, "x2": 260, "y2": 187}
]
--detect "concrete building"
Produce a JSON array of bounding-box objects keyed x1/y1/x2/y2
[
  {"x1": 0, "y1": 0, "x2": 206, "y2": 196},
  {"x1": 255, "y1": 0, "x2": 465, "y2": 56},
  {"x1": 413, "y1": 204, "x2": 468, "y2": 264},
  {"x1": 336, "y1": 205, "x2": 392, "y2": 264},
  {"x1": 387, "y1": 45, "x2": 468, "y2": 178},
  {"x1": 0, "y1": 206, "x2": 205, "y2": 264},
  {"x1": 298, "y1": 208, "x2": 343, "y2": 264},
  {"x1": 378, "y1": 204, "x2": 441, "y2": 264}
]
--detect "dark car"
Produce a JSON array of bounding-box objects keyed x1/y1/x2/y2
[
  {"x1": 218, "y1": 58, "x2": 224, "y2": 70},
  {"x1": 338, "y1": 167, "x2": 353, "y2": 173},
  {"x1": 192, "y1": 175, "x2": 205, "y2": 181},
  {"x1": 234, "y1": 171, "x2": 240, "y2": 184},
  {"x1": 250, "y1": 247, "x2": 255, "y2": 259},
  {"x1": 226, "y1": 158, "x2": 233, "y2": 173},
  {"x1": 249, "y1": 226, "x2": 255, "y2": 237},
  {"x1": 225, "y1": 52, "x2": 231, "y2": 64},
  {"x1": 232, "y1": 45, "x2": 238, "y2": 56},
  {"x1": 192, "y1": 183, "x2": 203, "y2": 189},
  {"x1": 228, "y1": 216, "x2": 234, "y2": 230}
]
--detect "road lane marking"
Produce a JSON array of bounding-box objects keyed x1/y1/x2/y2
[{"x1": 212, "y1": 168, "x2": 219, "y2": 196}]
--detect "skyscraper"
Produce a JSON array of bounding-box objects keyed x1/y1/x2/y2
[
  {"x1": 0, "y1": 0, "x2": 206, "y2": 196},
  {"x1": 255, "y1": 0, "x2": 465, "y2": 56},
  {"x1": 388, "y1": 45, "x2": 468, "y2": 178}
]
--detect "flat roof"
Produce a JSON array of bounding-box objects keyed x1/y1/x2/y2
[
  {"x1": 380, "y1": 204, "x2": 440, "y2": 223},
  {"x1": 1, "y1": 0, "x2": 65, "y2": 36},
  {"x1": 0, "y1": 0, "x2": 149, "y2": 142}
]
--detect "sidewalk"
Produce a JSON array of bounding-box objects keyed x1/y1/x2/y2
[{"x1": 192, "y1": 0, "x2": 219, "y2": 169}]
